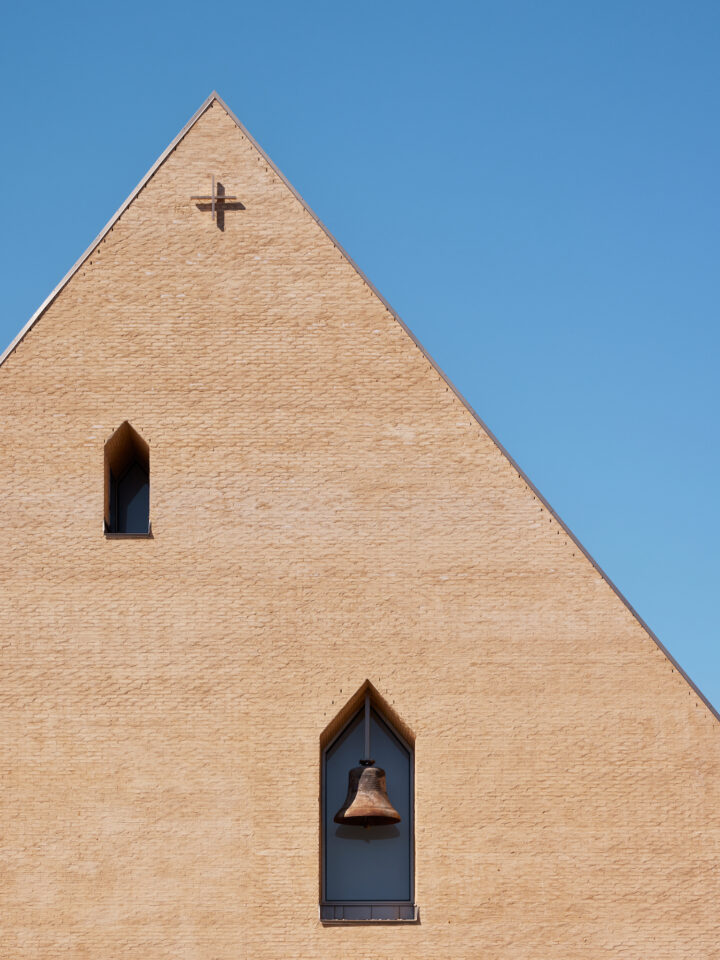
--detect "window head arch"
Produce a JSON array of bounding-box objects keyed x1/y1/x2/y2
[{"x1": 104, "y1": 422, "x2": 150, "y2": 535}]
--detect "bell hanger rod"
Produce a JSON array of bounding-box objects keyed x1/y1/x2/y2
[{"x1": 362, "y1": 691, "x2": 373, "y2": 766}]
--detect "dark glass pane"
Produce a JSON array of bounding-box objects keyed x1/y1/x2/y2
[
  {"x1": 116, "y1": 462, "x2": 149, "y2": 534},
  {"x1": 325, "y1": 709, "x2": 411, "y2": 902}
]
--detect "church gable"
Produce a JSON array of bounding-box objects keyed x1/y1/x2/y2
[{"x1": 1, "y1": 94, "x2": 718, "y2": 958}]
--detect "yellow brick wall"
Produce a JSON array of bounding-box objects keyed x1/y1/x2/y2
[{"x1": 1, "y1": 100, "x2": 719, "y2": 959}]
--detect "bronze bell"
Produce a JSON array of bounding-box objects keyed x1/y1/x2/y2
[{"x1": 334, "y1": 761, "x2": 402, "y2": 827}]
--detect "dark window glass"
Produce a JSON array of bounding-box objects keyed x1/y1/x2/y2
[
  {"x1": 111, "y1": 462, "x2": 149, "y2": 534},
  {"x1": 105, "y1": 422, "x2": 150, "y2": 535},
  {"x1": 323, "y1": 707, "x2": 412, "y2": 903}
]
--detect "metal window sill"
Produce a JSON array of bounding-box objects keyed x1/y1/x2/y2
[
  {"x1": 103, "y1": 526, "x2": 153, "y2": 540},
  {"x1": 320, "y1": 903, "x2": 418, "y2": 923}
]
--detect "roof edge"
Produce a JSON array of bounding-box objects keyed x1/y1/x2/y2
[
  {"x1": 211, "y1": 96, "x2": 720, "y2": 725},
  {"x1": 2, "y1": 92, "x2": 715, "y2": 723},
  {"x1": 0, "y1": 91, "x2": 220, "y2": 369}
]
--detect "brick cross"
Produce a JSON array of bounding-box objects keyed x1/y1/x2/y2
[{"x1": 191, "y1": 175, "x2": 240, "y2": 224}]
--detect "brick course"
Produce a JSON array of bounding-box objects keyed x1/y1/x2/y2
[{"x1": 1, "y1": 96, "x2": 719, "y2": 959}]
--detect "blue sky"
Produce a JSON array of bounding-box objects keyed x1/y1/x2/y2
[{"x1": 1, "y1": 2, "x2": 718, "y2": 706}]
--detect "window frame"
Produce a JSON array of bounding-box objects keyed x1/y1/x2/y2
[
  {"x1": 320, "y1": 704, "x2": 417, "y2": 923},
  {"x1": 110, "y1": 459, "x2": 150, "y2": 535},
  {"x1": 103, "y1": 421, "x2": 152, "y2": 538}
]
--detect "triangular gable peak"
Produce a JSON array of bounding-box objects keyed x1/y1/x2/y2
[{"x1": 1, "y1": 91, "x2": 714, "y2": 723}]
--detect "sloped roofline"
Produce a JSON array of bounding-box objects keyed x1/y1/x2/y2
[
  {"x1": 0, "y1": 91, "x2": 223, "y2": 369},
  {"x1": 2, "y1": 92, "x2": 716, "y2": 722}
]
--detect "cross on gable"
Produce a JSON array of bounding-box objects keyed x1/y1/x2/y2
[{"x1": 191, "y1": 175, "x2": 244, "y2": 229}]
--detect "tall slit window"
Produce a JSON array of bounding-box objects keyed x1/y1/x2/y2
[
  {"x1": 321, "y1": 691, "x2": 415, "y2": 922},
  {"x1": 104, "y1": 421, "x2": 150, "y2": 535}
]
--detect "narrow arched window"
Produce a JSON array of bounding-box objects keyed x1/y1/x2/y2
[
  {"x1": 104, "y1": 422, "x2": 150, "y2": 535},
  {"x1": 321, "y1": 688, "x2": 416, "y2": 922}
]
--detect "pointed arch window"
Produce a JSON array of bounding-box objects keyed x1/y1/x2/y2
[
  {"x1": 321, "y1": 687, "x2": 416, "y2": 922},
  {"x1": 104, "y1": 422, "x2": 150, "y2": 535}
]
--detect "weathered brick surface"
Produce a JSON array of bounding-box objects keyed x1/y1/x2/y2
[{"x1": 1, "y1": 99, "x2": 719, "y2": 959}]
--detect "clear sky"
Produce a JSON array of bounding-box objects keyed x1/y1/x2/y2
[{"x1": 1, "y1": 2, "x2": 718, "y2": 706}]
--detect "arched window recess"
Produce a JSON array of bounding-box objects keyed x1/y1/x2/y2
[
  {"x1": 104, "y1": 421, "x2": 150, "y2": 536},
  {"x1": 320, "y1": 682, "x2": 416, "y2": 923}
]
